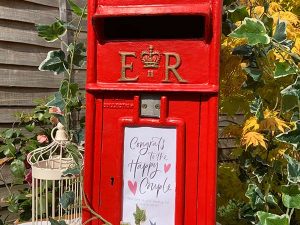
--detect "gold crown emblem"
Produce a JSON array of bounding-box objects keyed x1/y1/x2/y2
[{"x1": 141, "y1": 45, "x2": 161, "y2": 69}]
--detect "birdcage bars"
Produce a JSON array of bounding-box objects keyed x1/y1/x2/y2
[{"x1": 27, "y1": 123, "x2": 83, "y2": 225}]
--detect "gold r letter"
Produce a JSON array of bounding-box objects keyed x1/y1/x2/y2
[
  {"x1": 163, "y1": 53, "x2": 187, "y2": 83},
  {"x1": 118, "y1": 52, "x2": 138, "y2": 82}
]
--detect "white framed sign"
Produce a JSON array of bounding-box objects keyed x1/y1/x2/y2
[{"x1": 122, "y1": 127, "x2": 177, "y2": 225}]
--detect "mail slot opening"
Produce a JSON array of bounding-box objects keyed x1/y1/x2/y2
[{"x1": 98, "y1": 15, "x2": 206, "y2": 41}]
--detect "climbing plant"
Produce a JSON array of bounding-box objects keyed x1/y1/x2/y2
[{"x1": 218, "y1": 0, "x2": 300, "y2": 224}]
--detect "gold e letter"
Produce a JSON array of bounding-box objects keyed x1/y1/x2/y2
[
  {"x1": 163, "y1": 53, "x2": 187, "y2": 83},
  {"x1": 118, "y1": 52, "x2": 138, "y2": 82}
]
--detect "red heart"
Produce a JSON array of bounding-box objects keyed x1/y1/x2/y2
[
  {"x1": 164, "y1": 163, "x2": 171, "y2": 173},
  {"x1": 128, "y1": 180, "x2": 137, "y2": 195}
]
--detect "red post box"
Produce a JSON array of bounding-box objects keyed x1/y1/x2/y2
[{"x1": 84, "y1": 0, "x2": 222, "y2": 225}]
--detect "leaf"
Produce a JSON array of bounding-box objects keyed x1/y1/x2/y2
[
  {"x1": 281, "y1": 76, "x2": 300, "y2": 100},
  {"x1": 274, "y1": 62, "x2": 297, "y2": 78},
  {"x1": 49, "y1": 218, "x2": 67, "y2": 225},
  {"x1": 242, "y1": 75, "x2": 265, "y2": 90},
  {"x1": 273, "y1": 20, "x2": 287, "y2": 43},
  {"x1": 262, "y1": 14, "x2": 274, "y2": 36},
  {"x1": 62, "y1": 166, "x2": 81, "y2": 177},
  {"x1": 229, "y1": 18, "x2": 270, "y2": 45},
  {"x1": 4, "y1": 129, "x2": 14, "y2": 139},
  {"x1": 3, "y1": 143, "x2": 16, "y2": 157},
  {"x1": 228, "y1": 6, "x2": 249, "y2": 23},
  {"x1": 66, "y1": 143, "x2": 80, "y2": 165},
  {"x1": 244, "y1": 67, "x2": 262, "y2": 81},
  {"x1": 39, "y1": 50, "x2": 68, "y2": 75},
  {"x1": 60, "y1": 191, "x2": 75, "y2": 209},
  {"x1": 284, "y1": 154, "x2": 300, "y2": 183},
  {"x1": 260, "y1": 110, "x2": 289, "y2": 133},
  {"x1": 281, "y1": 184, "x2": 300, "y2": 209},
  {"x1": 276, "y1": 122, "x2": 300, "y2": 150},
  {"x1": 67, "y1": 0, "x2": 87, "y2": 18},
  {"x1": 241, "y1": 131, "x2": 267, "y2": 149},
  {"x1": 46, "y1": 92, "x2": 65, "y2": 112},
  {"x1": 282, "y1": 95, "x2": 298, "y2": 112},
  {"x1": 243, "y1": 117, "x2": 260, "y2": 134},
  {"x1": 10, "y1": 159, "x2": 25, "y2": 179},
  {"x1": 250, "y1": 96, "x2": 264, "y2": 120},
  {"x1": 256, "y1": 211, "x2": 289, "y2": 225},
  {"x1": 60, "y1": 81, "x2": 79, "y2": 99},
  {"x1": 232, "y1": 44, "x2": 253, "y2": 57},
  {"x1": 133, "y1": 205, "x2": 146, "y2": 225},
  {"x1": 265, "y1": 194, "x2": 277, "y2": 206},
  {"x1": 25, "y1": 122, "x2": 35, "y2": 132},
  {"x1": 67, "y1": 43, "x2": 86, "y2": 67},
  {"x1": 245, "y1": 183, "x2": 265, "y2": 208},
  {"x1": 36, "y1": 20, "x2": 66, "y2": 42}
]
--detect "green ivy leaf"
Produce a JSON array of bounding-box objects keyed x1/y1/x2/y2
[
  {"x1": 134, "y1": 205, "x2": 146, "y2": 225},
  {"x1": 4, "y1": 129, "x2": 14, "y2": 139},
  {"x1": 39, "y1": 50, "x2": 68, "y2": 75},
  {"x1": 10, "y1": 159, "x2": 25, "y2": 179},
  {"x1": 66, "y1": 143, "x2": 80, "y2": 165},
  {"x1": 46, "y1": 92, "x2": 65, "y2": 112},
  {"x1": 274, "y1": 62, "x2": 297, "y2": 78},
  {"x1": 262, "y1": 14, "x2": 274, "y2": 36},
  {"x1": 67, "y1": 43, "x2": 86, "y2": 67},
  {"x1": 25, "y1": 122, "x2": 35, "y2": 132},
  {"x1": 244, "y1": 67, "x2": 262, "y2": 81},
  {"x1": 281, "y1": 184, "x2": 300, "y2": 209},
  {"x1": 229, "y1": 18, "x2": 270, "y2": 45},
  {"x1": 4, "y1": 143, "x2": 16, "y2": 157},
  {"x1": 60, "y1": 191, "x2": 75, "y2": 209},
  {"x1": 273, "y1": 20, "x2": 287, "y2": 43},
  {"x1": 284, "y1": 154, "x2": 300, "y2": 183},
  {"x1": 256, "y1": 211, "x2": 289, "y2": 225},
  {"x1": 276, "y1": 122, "x2": 300, "y2": 150},
  {"x1": 36, "y1": 21, "x2": 66, "y2": 42},
  {"x1": 232, "y1": 44, "x2": 253, "y2": 57},
  {"x1": 62, "y1": 166, "x2": 81, "y2": 177},
  {"x1": 49, "y1": 218, "x2": 67, "y2": 225},
  {"x1": 67, "y1": 0, "x2": 87, "y2": 18},
  {"x1": 245, "y1": 183, "x2": 265, "y2": 208},
  {"x1": 265, "y1": 194, "x2": 278, "y2": 206},
  {"x1": 228, "y1": 6, "x2": 249, "y2": 23},
  {"x1": 282, "y1": 95, "x2": 298, "y2": 112},
  {"x1": 281, "y1": 76, "x2": 300, "y2": 100},
  {"x1": 250, "y1": 96, "x2": 264, "y2": 120}
]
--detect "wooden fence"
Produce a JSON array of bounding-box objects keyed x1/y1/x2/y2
[{"x1": 0, "y1": 0, "x2": 86, "y2": 220}]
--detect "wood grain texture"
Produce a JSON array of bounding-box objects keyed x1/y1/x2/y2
[
  {"x1": 0, "y1": 20, "x2": 60, "y2": 48},
  {"x1": 0, "y1": 68, "x2": 85, "y2": 88},
  {"x1": 24, "y1": 0, "x2": 59, "y2": 8},
  {"x1": 0, "y1": 0, "x2": 58, "y2": 25},
  {"x1": 0, "y1": 41, "x2": 51, "y2": 66},
  {"x1": 0, "y1": 107, "x2": 34, "y2": 123},
  {"x1": 0, "y1": 88, "x2": 55, "y2": 106}
]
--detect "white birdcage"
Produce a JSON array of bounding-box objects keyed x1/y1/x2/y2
[{"x1": 27, "y1": 123, "x2": 83, "y2": 225}]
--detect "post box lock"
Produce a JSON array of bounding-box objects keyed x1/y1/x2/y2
[{"x1": 140, "y1": 94, "x2": 161, "y2": 118}]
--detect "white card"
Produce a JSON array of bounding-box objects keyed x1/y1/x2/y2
[{"x1": 122, "y1": 127, "x2": 177, "y2": 225}]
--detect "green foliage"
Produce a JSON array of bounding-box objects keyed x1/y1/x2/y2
[
  {"x1": 39, "y1": 50, "x2": 68, "y2": 75},
  {"x1": 219, "y1": 0, "x2": 300, "y2": 224},
  {"x1": 229, "y1": 18, "x2": 271, "y2": 45},
  {"x1": 257, "y1": 211, "x2": 289, "y2": 225},
  {"x1": 133, "y1": 205, "x2": 146, "y2": 225},
  {"x1": 36, "y1": 20, "x2": 66, "y2": 42},
  {"x1": 60, "y1": 191, "x2": 75, "y2": 209}
]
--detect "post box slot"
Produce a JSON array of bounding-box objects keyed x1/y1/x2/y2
[{"x1": 99, "y1": 15, "x2": 205, "y2": 41}]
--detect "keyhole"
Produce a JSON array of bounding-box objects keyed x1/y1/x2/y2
[{"x1": 110, "y1": 177, "x2": 115, "y2": 186}]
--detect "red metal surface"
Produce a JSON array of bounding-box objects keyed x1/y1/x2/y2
[{"x1": 84, "y1": 0, "x2": 222, "y2": 224}]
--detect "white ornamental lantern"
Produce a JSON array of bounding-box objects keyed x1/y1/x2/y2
[{"x1": 27, "y1": 123, "x2": 83, "y2": 224}]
